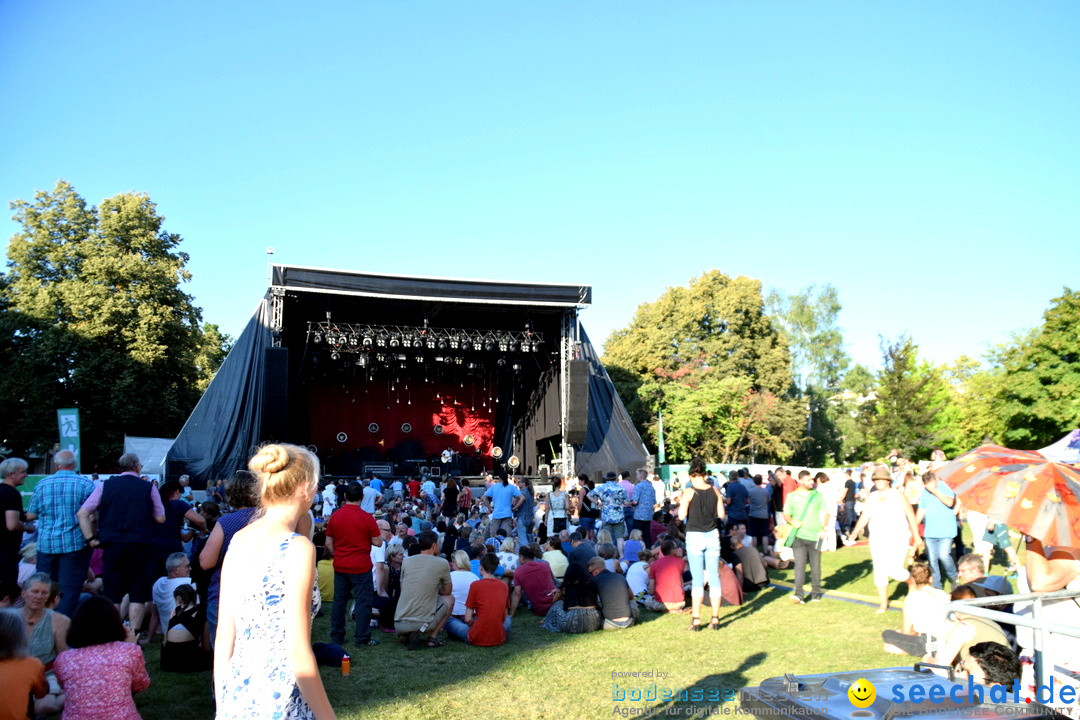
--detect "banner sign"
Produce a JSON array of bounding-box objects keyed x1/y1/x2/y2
[{"x1": 57, "y1": 408, "x2": 81, "y2": 471}]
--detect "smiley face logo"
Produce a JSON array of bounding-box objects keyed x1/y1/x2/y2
[{"x1": 848, "y1": 678, "x2": 876, "y2": 708}]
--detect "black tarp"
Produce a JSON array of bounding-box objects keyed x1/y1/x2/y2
[
  {"x1": 166, "y1": 298, "x2": 273, "y2": 484},
  {"x1": 573, "y1": 328, "x2": 649, "y2": 477}
]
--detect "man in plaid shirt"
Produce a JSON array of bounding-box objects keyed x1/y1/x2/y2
[{"x1": 26, "y1": 450, "x2": 94, "y2": 617}]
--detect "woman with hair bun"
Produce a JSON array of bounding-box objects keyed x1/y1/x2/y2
[{"x1": 215, "y1": 444, "x2": 334, "y2": 720}]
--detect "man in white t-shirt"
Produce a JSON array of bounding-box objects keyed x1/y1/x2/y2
[{"x1": 152, "y1": 552, "x2": 195, "y2": 629}]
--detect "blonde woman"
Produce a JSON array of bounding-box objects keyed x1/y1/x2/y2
[{"x1": 215, "y1": 444, "x2": 334, "y2": 720}]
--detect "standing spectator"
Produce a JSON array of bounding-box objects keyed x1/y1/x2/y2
[
  {"x1": 916, "y1": 471, "x2": 959, "y2": 590},
  {"x1": 783, "y1": 470, "x2": 827, "y2": 604},
  {"x1": 589, "y1": 472, "x2": 630, "y2": 542},
  {"x1": 198, "y1": 470, "x2": 259, "y2": 646},
  {"x1": 482, "y1": 475, "x2": 522, "y2": 539},
  {"x1": 847, "y1": 468, "x2": 923, "y2": 612},
  {"x1": 746, "y1": 475, "x2": 772, "y2": 553},
  {"x1": 325, "y1": 482, "x2": 383, "y2": 648},
  {"x1": 840, "y1": 470, "x2": 858, "y2": 542},
  {"x1": 215, "y1": 444, "x2": 334, "y2": 720},
  {"x1": 1, "y1": 458, "x2": 33, "y2": 585},
  {"x1": 724, "y1": 471, "x2": 750, "y2": 530},
  {"x1": 54, "y1": 595, "x2": 149, "y2": 720},
  {"x1": 513, "y1": 477, "x2": 535, "y2": 547},
  {"x1": 322, "y1": 481, "x2": 337, "y2": 516},
  {"x1": 441, "y1": 478, "x2": 460, "y2": 520},
  {"x1": 630, "y1": 469, "x2": 656, "y2": 546},
  {"x1": 26, "y1": 450, "x2": 93, "y2": 618},
  {"x1": 360, "y1": 481, "x2": 381, "y2": 515},
  {"x1": 76, "y1": 454, "x2": 164, "y2": 636},
  {"x1": 548, "y1": 476, "x2": 569, "y2": 535},
  {"x1": 678, "y1": 458, "x2": 725, "y2": 629}
]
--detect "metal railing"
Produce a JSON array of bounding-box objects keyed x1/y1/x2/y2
[{"x1": 935, "y1": 587, "x2": 1080, "y2": 688}]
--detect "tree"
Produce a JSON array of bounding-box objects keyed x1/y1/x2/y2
[
  {"x1": 866, "y1": 336, "x2": 948, "y2": 460},
  {"x1": 996, "y1": 288, "x2": 1080, "y2": 448},
  {"x1": 937, "y1": 355, "x2": 1007, "y2": 455},
  {"x1": 766, "y1": 284, "x2": 850, "y2": 466},
  {"x1": 829, "y1": 364, "x2": 877, "y2": 464},
  {"x1": 1, "y1": 180, "x2": 230, "y2": 468},
  {"x1": 603, "y1": 270, "x2": 802, "y2": 463}
]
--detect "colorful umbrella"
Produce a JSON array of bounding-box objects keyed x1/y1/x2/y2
[{"x1": 935, "y1": 444, "x2": 1080, "y2": 548}]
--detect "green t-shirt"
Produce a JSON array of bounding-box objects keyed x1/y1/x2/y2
[{"x1": 783, "y1": 489, "x2": 826, "y2": 541}]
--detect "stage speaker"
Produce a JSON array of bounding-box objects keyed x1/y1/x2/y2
[
  {"x1": 261, "y1": 347, "x2": 289, "y2": 442},
  {"x1": 565, "y1": 358, "x2": 590, "y2": 444}
]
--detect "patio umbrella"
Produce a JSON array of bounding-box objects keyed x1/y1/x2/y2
[{"x1": 935, "y1": 444, "x2": 1080, "y2": 548}]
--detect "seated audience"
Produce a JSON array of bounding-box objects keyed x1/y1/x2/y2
[
  {"x1": 150, "y1": 552, "x2": 195, "y2": 642},
  {"x1": 445, "y1": 554, "x2": 511, "y2": 646},
  {"x1": 0, "y1": 608, "x2": 48, "y2": 720},
  {"x1": 378, "y1": 545, "x2": 405, "y2": 633},
  {"x1": 932, "y1": 584, "x2": 1010, "y2": 670},
  {"x1": 510, "y1": 545, "x2": 559, "y2": 617},
  {"x1": 542, "y1": 538, "x2": 568, "y2": 582},
  {"x1": 882, "y1": 563, "x2": 950, "y2": 656},
  {"x1": 729, "y1": 524, "x2": 769, "y2": 592},
  {"x1": 54, "y1": 596, "x2": 150, "y2": 720},
  {"x1": 962, "y1": 641, "x2": 1022, "y2": 686},
  {"x1": 160, "y1": 584, "x2": 210, "y2": 672},
  {"x1": 449, "y1": 551, "x2": 477, "y2": 619},
  {"x1": 625, "y1": 550, "x2": 652, "y2": 601},
  {"x1": 588, "y1": 557, "x2": 638, "y2": 629},
  {"x1": 540, "y1": 563, "x2": 601, "y2": 634},
  {"x1": 647, "y1": 540, "x2": 687, "y2": 612}
]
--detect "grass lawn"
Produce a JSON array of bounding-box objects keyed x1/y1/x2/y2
[{"x1": 135, "y1": 542, "x2": 937, "y2": 720}]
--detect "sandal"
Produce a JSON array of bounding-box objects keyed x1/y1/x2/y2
[
  {"x1": 690, "y1": 617, "x2": 703, "y2": 632},
  {"x1": 709, "y1": 618, "x2": 720, "y2": 631},
  {"x1": 426, "y1": 636, "x2": 446, "y2": 648}
]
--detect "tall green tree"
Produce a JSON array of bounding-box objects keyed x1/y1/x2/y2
[
  {"x1": 866, "y1": 336, "x2": 948, "y2": 459},
  {"x1": 603, "y1": 270, "x2": 802, "y2": 463},
  {"x1": 830, "y1": 364, "x2": 877, "y2": 464},
  {"x1": 997, "y1": 288, "x2": 1080, "y2": 448},
  {"x1": 1, "y1": 180, "x2": 230, "y2": 468},
  {"x1": 766, "y1": 283, "x2": 850, "y2": 466}
]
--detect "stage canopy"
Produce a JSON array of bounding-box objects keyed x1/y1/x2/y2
[{"x1": 167, "y1": 266, "x2": 647, "y2": 485}]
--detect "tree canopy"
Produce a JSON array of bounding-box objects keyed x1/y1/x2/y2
[
  {"x1": 1, "y1": 180, "x2": 230, "y2": 468},
  {"x1": 603, "y1": 271, "x2": 802, "y2": 463}
]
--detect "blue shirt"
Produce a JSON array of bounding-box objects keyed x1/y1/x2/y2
[
  {"x1": 28, "y1": 470, "x2": 95, "y2": 554},
  {"x1": 919, "y1": 484, "x2": 957, "y2": 539},
  {"x1": 484, "y1": 483, "x2": 522, "y2": 520},
  {"x1": 725, "y1": 481, "x2": 750, "y2": 521},
  {"x1": 631, "y1": 481, "x2": 656, "y2": 521}
]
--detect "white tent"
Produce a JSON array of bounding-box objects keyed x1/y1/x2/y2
[{"x1": 1037, "y1": 429, "x2": 1080, "y2": 464}]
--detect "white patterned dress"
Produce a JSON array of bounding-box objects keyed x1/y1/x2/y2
[{"x1": 217, "y1": 534, "x2": 321, "y2": 720}]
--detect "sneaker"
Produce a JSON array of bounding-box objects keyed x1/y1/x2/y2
[
  {"x1": 809, "y1": 593, "x2": 823, "y2": 602},
  {"x1": 790, "y1": 595, "x2": 805, "y2": 605}
]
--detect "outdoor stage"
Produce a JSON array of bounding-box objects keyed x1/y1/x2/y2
[{"x1": 167, "y1": 265, "x2": 648, "y2": 486}]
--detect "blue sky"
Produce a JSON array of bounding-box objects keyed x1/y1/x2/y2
[{"x1": 2, "y1": 2, "x2": 1077, "y2": 371}]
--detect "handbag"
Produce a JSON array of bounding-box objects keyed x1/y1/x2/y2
[{"x1": 783, "y1": 491, "x2": 817, "y2": 547}]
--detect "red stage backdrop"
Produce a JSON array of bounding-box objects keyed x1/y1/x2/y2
[{"x1": 306, "y1": 375, "x2": 496, "y2": 467}]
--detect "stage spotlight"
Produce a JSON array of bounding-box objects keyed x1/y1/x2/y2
[
  {"x1": 331, "y1": 351, "x2": 341, "y2": 361},
  {"x1": 449, "y1": 336, "x2": 460, "y2": 349},
  {"x1": 467, "y1": 362, "x2": 478, "y2": 370},
  {"x1": 313, "y1": 332, "x2": 323, "y2": 344},
  {"x1": 376, "y1": 335, "x2": 387, "y2": 348},
  {"x1": 426, "y1": 338, "x2": 436, "y2": 349},
  {"x1": 389, "y1": 336, "x2": 401, "y2": 349},
  {"x1": 348, "y1": 334, "x2": 359, "y2": 347},
  {"x1": 454, "y1": 356, "x2": 464, "y2": 365},
  {"x1": 531, "y1": 341, "x2": 542, "y2": 352},
  {"x1": 484, "y1": 339, "x2": 495, "y2": 353},
  {"x1": 412, "y1": 337, "x2": 424, "y2": 349},
  {"x1": 434, "y1": 356, "x2": 445, "y2": 363},
  {"x1": 512, "y1": 363, "x2": 522, "y2": 372},
  {"x1": 497, "y1": 357, "x2": 507, "y2": 368},
  {"x1": 362, "y1": 335, "x2": 373, "y2": 347},
  {"x1": 437, "y1": 338, "x2": 448, "y2": 350},
  {"x1": 375, "y1": 354, "x2": 387, "y2": 363},
  {"x1": 355, "y1": 356, "x2": 368, "y2": 368},
  {"x1": 498, "y1": 337, "x2": 509, "y2": 352},
  {"x1": 461, "y1": 339, "x2": 473, "y2": 351},
  {"x1": 414, "y1": 355, "x2": 423, "y2": 364}
]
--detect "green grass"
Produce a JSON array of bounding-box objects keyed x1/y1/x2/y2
[{"x1": 136, "y1": 544, "x2": 933, "y2": 720}]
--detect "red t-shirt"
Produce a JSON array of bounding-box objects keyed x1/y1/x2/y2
[
  {"x1": 325, "y1": 504, "x2": 380, "y2": 574},
  {"x1": 407, "y1": 480, "x2": 422, "y2": 499},
  {"x1": 781, "y1": 475, "x2": 798, "y2": 506},
  {"x1": 466, "y1": 578, "x2": 509, "y2": 647},
  {"x1": 648, "y1": 555, "x2": 685, "y2": 604},
  {"x1": 512, "y1": 560, "x2": 558, "y2": 615}
]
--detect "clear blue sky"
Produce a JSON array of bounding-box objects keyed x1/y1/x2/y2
[{"x1": 2, "y1": 2, "x2": 1077, "y2": 371}]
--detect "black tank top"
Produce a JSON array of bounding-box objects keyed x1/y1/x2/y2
[{"x1": 686, "y1": 485, "x2": 718, "y2": 533}]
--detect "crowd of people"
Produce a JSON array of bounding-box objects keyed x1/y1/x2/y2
[{"x1": 0, "y1": 444, "x2": 1077, "y2": 719}]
